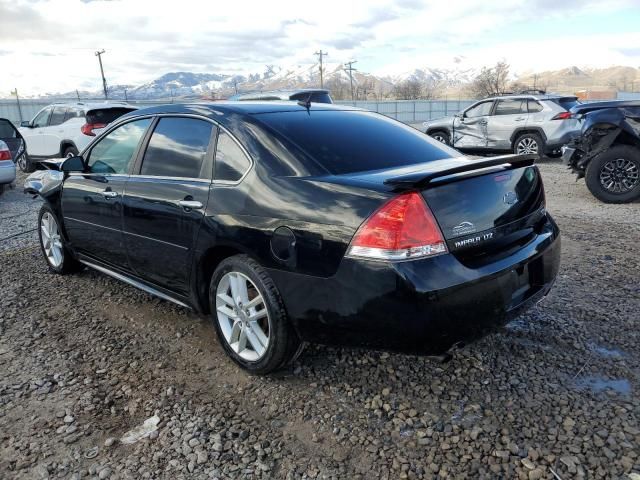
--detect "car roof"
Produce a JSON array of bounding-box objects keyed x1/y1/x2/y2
[
  {"x1": 48, "y1": 101, "x2": 138, "y2": 111},
  {"x1": 229, "y1": 89, "x2": 330, "y2": 101},
  {"x1": 481, "y1": 93, "x2": 575, "y2": 102},
  {"x1": 122, "y1": 101, "x2": 360, "y2": 118}
]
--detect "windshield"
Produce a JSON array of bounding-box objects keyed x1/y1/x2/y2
[{"x1": 256, "y1": 110, "x2": 461, "y2": 175}]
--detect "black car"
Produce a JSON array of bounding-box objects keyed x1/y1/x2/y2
[
  {"x1": 25, "y1": 102, "x2": 561, "y2": 374},
  {"x1": 563, "y1": 100, "x2": 640, "y2": 203}
]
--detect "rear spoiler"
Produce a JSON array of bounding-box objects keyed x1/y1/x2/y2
[{"x1": 383, "y1": 154, "x2": 537, "y2": 189}]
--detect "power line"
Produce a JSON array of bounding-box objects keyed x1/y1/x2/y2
[
  {"x1": 314, "y1": 50, "x2": 328, "y2": 88},
  {"x1": 95, "y1": 49, "x2": 108, "y2": 99},
  {"x1": 344, "y1": 60, "x2": 358, "y2": 101}
]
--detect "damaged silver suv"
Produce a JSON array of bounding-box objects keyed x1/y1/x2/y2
[{"x1": 424, "y1": 93, "x2": 581, "y2": 158}]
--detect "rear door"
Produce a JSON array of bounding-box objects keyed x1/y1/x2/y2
[
  {"x1": 0, "y1": 119, "x2": 25, "y2": 160},
  {"x1": 61, "y1": 117, "x2": 153, "y2": 269},
  {"x1": 122, "y1": 116, "x2": 215, "y2": 294},
  {"x1": 486, "y1": 98, "x2": 528, "y2": 149},
  {"x1": 453, "y1": 101, "x2": 493, "y2": 149}
]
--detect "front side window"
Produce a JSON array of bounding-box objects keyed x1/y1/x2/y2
[
  {"x1": 214, "y1": 130, "x2": 252, "y2": 182},
  {"x1": 494, "y1": 99, "x2": 527, "y2": 115},
  {"x1": 465, "y1": 101, "x2": 493, "y2": 118},
  {"x1": 49, "y1": 107, "x2": 68, "y2": 126},
  {"x1": 140, "y1": 117, "x2": 214, "y2": 179},
  {"x1": 87, "y1": 118, "x2": 151, "y2": 174},
  {"x1": 32, "y1": 107, "x2": 52, "y2": 128},
  {"x1": 0, "y1": 119, "x2": 18, "y2": 138}
]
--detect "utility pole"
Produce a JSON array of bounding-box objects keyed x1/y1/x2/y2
[
  {"x1": 75, "y1": 89, "x2": 80, "y2": 101},
  {"x1": 233, "y1": 79, "x2": 238, "y2": 95},
  {"x1": 314, "y1": 50, "x2": 328, "y2": 88},
  {"x1": 344, "y1": 60, "x2": 358, "y2": 102},
  {"x1": 124, "y1": 88, "x2": 128, "y2": 102},
  {"x1": 10, "y1": 89, "x2": 23, "y2": 123},
  {"x1": 95, "y1": 49, "x2": 108, "y2": 99}
]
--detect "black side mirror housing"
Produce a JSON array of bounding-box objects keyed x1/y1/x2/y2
[
  {"x1": 61, "y1": 155, "x2": 85, "y2": 173},
  {"x1": 20, "y1": 121, "x2": 31, "y2": 128}
]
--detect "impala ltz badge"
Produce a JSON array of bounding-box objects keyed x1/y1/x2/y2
[
  {"x1": 452, "y1": 221, "x2": 476, "y2": 236},
  {"x1": 503, "y1": 191, "x2": 518, "y2": 205}
]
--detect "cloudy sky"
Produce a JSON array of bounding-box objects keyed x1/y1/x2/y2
[{"x1": 1, "y1": 0, "x2": 640, "y2": 95}]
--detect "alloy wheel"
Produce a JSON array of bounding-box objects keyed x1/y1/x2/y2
[
  {"x1": 40, "y1": 212, "x2": 63, "y2": 267},
  {"x1": 432, "y1": 134, "x2": 447, "y2": 144},
  {"x1": 599, "y1": 158, "x2": 639, "y2": 193},
  {"x1": 516, "y1": 138, "x2": 539, "y2": 155},
  {"x1": 18, "y1": 154, "x2": 27, "y2": 172},
  {"x1": 215, "y1": 271, "x2": 271, "y2": 361}
]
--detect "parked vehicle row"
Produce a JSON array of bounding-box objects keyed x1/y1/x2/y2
[
  {"x1": 424, "y1": 93, "x2": 581, "y2": 158},
  {"x1": 25, "y1": 102, "x2": 561, "y2": 373},
  {"x1": 17, "y1": 102, "x2": 137, "y2": 172},
  {"x1": 562, "y1": 100, "x2": 640, "y2": 203}
]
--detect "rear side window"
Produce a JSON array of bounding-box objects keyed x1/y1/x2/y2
[
  {"x1": 214, "y1": 130, "x2": 252, "y2": 182},
  {"x1": 257, "y1": 110, "x2": 460, "y2": 175},
  {"x1": 551, "y1": 97, "x2": 580, "y2": 111},
  {"x1": 465, "y1": 101, "x2": 493, "y2": 118},
  {"x1": 494, "y1": 99, "x2": 527, "y2": 115},
  {"x1": 528, "y1": 100, "x2": 543, "y2": 113},
  {"x1": 49, "y1": 107, "x2": 67, "y2": 126},
  {"x1": 64, "y1": 108, "x2": 84, "y2": 122},
  {"x1": 87, "y1": 118, "x2": 152, "y2": 174},
  {"x1": 86, "y1": 108, "x2": 136, "y2": 125},
  {"x1": 140, "y1": 117, "x2": 214, "y2": 179}
]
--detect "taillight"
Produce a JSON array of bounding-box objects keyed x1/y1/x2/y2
[
  {"x1": 81, "y1": 123, "x2": 107, "y2": 136},
  {"x1": 347, "y1": 191, "x2": 447, "y2": 261},
  {"x1": 0, "y1": 147, "x2": 11, "y2": 161},
  {"x1": 551, "y1": 112, "x2": 572, "y2": 120}
]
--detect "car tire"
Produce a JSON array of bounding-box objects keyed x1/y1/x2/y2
[
  {"x1": 209, "y1": 254, "x2": 301, "y2": 375},
  {"x1": 63, "y1": 146, "x2": 79, "y2": 158},
  {"x1": 585, "y1": 145, "x2": 640, "y2": 203},
  {"x1": 429, "y1": 130, "x2": 450, "y2": 146},
  {"x1": 37, "y1": 204, "x2": 83, "y2": 274},
  {"x1": 17, "y1": 153, "x2": 35, "y2": 173},
  {"x1": 514, "y1": 133, "x2": 543, "y2": 158}
]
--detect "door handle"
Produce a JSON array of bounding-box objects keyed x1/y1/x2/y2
[
  {"x1": 515, "y1": 117, "x2": 526, "y2": 121},
  {"x1": 101, "y1": 190, "x2": 118, "y2": 198},
  {"x1": 480, "y1": 120, "x2": 488, "y2": 125},
  {"x1": 178, "y1": 200, "x2": 203, "y2": 209}
]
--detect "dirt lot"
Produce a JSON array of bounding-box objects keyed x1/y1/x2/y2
[{"x1": 1, "y1": 163, "x2": 638, "y2": 480}]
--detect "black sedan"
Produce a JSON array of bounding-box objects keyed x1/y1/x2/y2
[{"x1": 25, "y1": 102, "x2": 561, "y2": 374}]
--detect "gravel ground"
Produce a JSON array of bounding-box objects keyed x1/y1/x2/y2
[{"x1": 1, "y1": 162, "x2": 638, "y2": 480}]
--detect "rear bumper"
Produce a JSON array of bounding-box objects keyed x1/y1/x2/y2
[
  {"x1": 545, "y1": 130, "x2": 580, "y2": 153},
  {"x1": 269, "y1": 215, "x2": 561, "y2": 355},
  {"x1": 0, "y1": 161, "x2": 16, "y2": 184}
]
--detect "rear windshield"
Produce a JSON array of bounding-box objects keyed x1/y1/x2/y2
[
  {"x1": 550, "y1": 97, "x2": 580, "y2": 111},
  {"x1": 256, "y1": 110, "x2": 460, "y2": 174},
  {"x1": 86, "y1": 107, "x2": 136, "y2": 125},
  {"x1": 289, "y1": 92, "x2": 333, "y2": 104}
]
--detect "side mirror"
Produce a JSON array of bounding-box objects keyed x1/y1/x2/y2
[
  {"x1": 20, "y1": 121, "x2": 31, "y2": 128},
  {"x1": 61, "y1": 155, "x2": 85, "y2": 173}
]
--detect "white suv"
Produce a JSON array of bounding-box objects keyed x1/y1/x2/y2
[{"x1": 18, "y1": 102, "x2": 137, "y2": 172}]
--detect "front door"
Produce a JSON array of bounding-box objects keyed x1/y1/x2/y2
[
  {"x1": 122, "y1": 116, "x2": 215, "y2": 294},
  {"x1": 22, "y1": 107, "x2": 52, "y2": 156},
  {"x1": 485, "y1": 98, "x2": 528, "y2": 150},
  {"x1": 61, "y1": 117, "x2": 152, "y2": 269},
  {"x1": 453, "y1": 100, "x2": 493, "y2": 149},
  {"x1": 0, "y1": 118, "x2": 25, "y2": 160}
]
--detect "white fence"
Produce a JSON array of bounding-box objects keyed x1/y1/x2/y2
[{"x1": 0, "y1": 98, "x2": 475, "y2": 126}]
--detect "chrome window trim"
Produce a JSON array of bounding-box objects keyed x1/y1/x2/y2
[
  {"x1": 212, "y1": 124, "x2": 255, "y2": 187},
  {"x1": 128, "y1": 174, "x2": 211, "y2": 184},
  {"x1": 68, "y1": 173, "x2": 129, "y2": 178}
]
